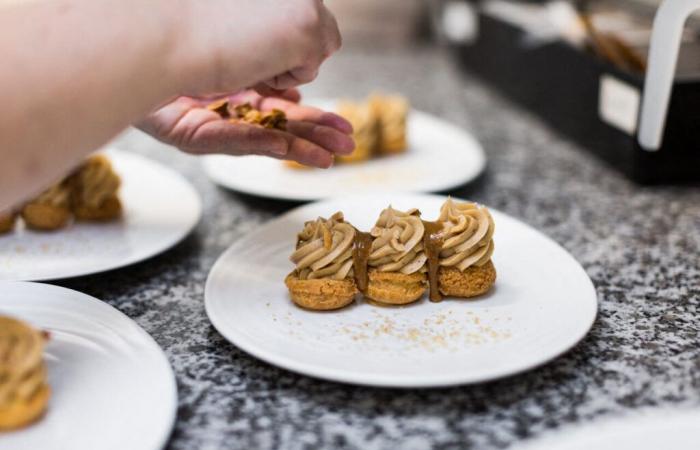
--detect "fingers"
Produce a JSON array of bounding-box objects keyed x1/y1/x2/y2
[
  {"x1": 262, "y1": 67, "x2": 318, "y2": 91},
  {"x1": 280, "y1": 88, "x2": 302, "y2": 103},
  {"x1": 250, "y1": 85, "x2": 301, "y2": 103},
  {"x1": 178, "y1": 119, "x2": 289, "y2": 157},
  {"x1": 268, "y1": 129, "x2": 335, "y2": 168},
  {"x1": 259, "y1": 3, "x2": 341, "y2": 92},
  {"x1": 193, "y1": 122, "x2": 336, "y2": 169},
  {"x1": 258, "y1": 97, "x2": 353, "y2": 134},
  {"x1": 320, "y1": 4, "x2": 342, "y2": 57},
  {"x1": 285, "y1": 120, "x2": 354, "y2": 155},
  {"x1": 191, "y1": 91, "x2": 353, "y2": 134}
]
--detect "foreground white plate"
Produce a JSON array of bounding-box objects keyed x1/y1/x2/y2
[
  {"x1": 0, "y1": 149, "x2": 202, "y2": 281},
  {"x1": 514, "y1": 409, "x2": 700, "y2": 450},
  {"x1": 205, "y1": 194, "x2": 597, "y2": 387},
  {"x1": 0, "y1": 282, "x2": 177, "y2": 450},
  {"x1": 202, "y1": 102, "x2": 486, "y2": 201}
]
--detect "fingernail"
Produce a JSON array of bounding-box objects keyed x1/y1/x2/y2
[
  {"x1": 323, "y1": 113, "x2": 353, "y2": 134},
  {"x1": 269, "y1": 137, "x2": 288, "y2": 155},
  {"x1": 338, "y1": 135, "x2": 355, "y2": 152}
]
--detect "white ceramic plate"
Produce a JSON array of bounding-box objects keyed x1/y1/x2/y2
[
  {"x1": 202, "y1": 101, "x2": 486, "y2": 201},
  {"x1": 0, "y1": 281, "x2": 177, "y2": 450},
  {"x1": 0, "y1": 149, "x2": 202, "y2": 281},
  {"x1": 205, "y1": 194, "x2": 598, "y2": 387},
  {"x1": 514, "y1": 409, "x2": 700, "y2": 450}
]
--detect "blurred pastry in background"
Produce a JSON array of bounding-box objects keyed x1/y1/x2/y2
[
  {"x1": 286, "y1": 93, "x2": 410, "y2": 169},
  {"x1": 0, "y1": 316, "x2": 50, "y2": 431},
  {"x1": 366, "y1": 206, "x2": 427, "y2": 305},
  {"x1": 436, "y1": 198, "x2": 496, "y2": 299},
  {"x1": 370, "y1": 94, "x2": 409, "y2": 154},
  {"x1": 69, "y1": 154, "x2": 122, "y2": 221},
  {"x1": 7, "y1": 153, "x2": 122, "y2": 233},
  {"x1": 285, "y1": 212, "x2": 358, "y2": 310},
  {"x1": 0, "y1": 211, "x2": 17, "y2": 234},
  {"x1": 21, "y1": 181, "x2": 72, "y2": 231},
  {"x1": 336, "y1": 100, "x2": 378, "y2": 164}
]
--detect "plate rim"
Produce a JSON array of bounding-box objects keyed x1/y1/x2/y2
[
  {"x1": 0, "y1": 281, "x2": 178, "y2": 450},
  {"x1": 204, "y1": 193, "x2": 598, "y2": 388},
  {"x1": 201, "y1": 107, "x2": 487, "y2": 201},
  {"x1": 1, "y1": 148, "x2": 203, "y2": 282}
]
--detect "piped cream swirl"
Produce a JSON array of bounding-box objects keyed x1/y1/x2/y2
[
  {"x1": 31, "y1": 182, "x2": 71, "y2": 208},
  {"x1": 71, "y1": 155, "x2": 121, "y2": 208},
  {"x1": 0, "y1": 316, "x2": 47, "y2": 408},
  {"x1": 438, "y1": 198, "x2": 495, "y2": 271},
  {"x1": 368, "y1": 206, "x2": 427, "y2": 274},
  {"x1": 290, "y1": 212, "x2": 356, "y2": 280}
]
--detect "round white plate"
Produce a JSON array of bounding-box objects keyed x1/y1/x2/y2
[
  {"x1": 205, "y1": 194, "x2": 598, "y2": 387},
  {"x1": 0, "y1": 281, "x2": 177, "y2": 450},
  {"x1": 514, "y1": 409, "x2": 700, "y2": 450},
  {"x1": 0, "y1": 149, "x2": 202, "y2": 281},
  {"x1": 202, "y1": 101, "x2": 486, "y2": 201}
]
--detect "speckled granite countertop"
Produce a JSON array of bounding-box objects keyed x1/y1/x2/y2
[{"x1": 56, "y1": 46, "x2": 700, "y2": 450}]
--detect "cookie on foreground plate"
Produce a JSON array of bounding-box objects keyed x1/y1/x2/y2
[
  {"x1": 0, "y1": 316, "x2": 50, "y2": 431},
  {"x1": 286, "y1": 212, "x2": 358, "y2": 310},
  {"x1": 366, "y1": 206, "x2": 427, "y2": 305}
]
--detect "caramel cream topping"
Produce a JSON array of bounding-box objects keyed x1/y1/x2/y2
[
  {"x1": 368, "y1": 206, "x2": 427, "y2": 275},
  {"x1": 290, "y1": 212, "x2": 356, "y2": 280},
  {"x1": 437, "y1": 198, "x2": 495, "y2": 271},
  {"x1": 32, "y1": 182, "x2": 71, "y2": 208},
  {"x1": 0, "y1": 316, "x2": 47, "y2": 407},
  {"x1": 370, "y1": 95, "x2": 408, "y2": 145},
  {"x1": 72, "y1": 155, "x2": 120, "y2": 208}
]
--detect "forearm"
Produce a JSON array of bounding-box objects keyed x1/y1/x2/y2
[{"x1": 0, "y1": 0, "x2": 186, "y2": 210}]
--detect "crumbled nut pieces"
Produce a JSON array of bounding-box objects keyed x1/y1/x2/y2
[
  {"x1": 206, "y1": 100, "x2": 287, "y2": 131},
  {"x1": 206, "y1": 99, "x2": 231, "y2": 118}
]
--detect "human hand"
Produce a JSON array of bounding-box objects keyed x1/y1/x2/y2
[
  {"x1": 137, "y1": 89, "x2": 354, "y2": 168},
  {"x1": 175, "y1": 0, "x2": 341, "y2": 95}
]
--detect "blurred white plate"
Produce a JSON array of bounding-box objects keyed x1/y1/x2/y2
[
  {"x1": 0, "y1": 281, "x2": 177, "y2": 450},
  {"x1": 202, "y1": 101, "x2": 486, "y2": 201},
  {"x1": 205, "y1": 194, "x2": 597, "y2": 387},
  {"x1": 514, "y1": 409, "x2": 700, "y2": 450},
  {"x1": 0, "y1": 149, "x2": 202, "y2": 281}
]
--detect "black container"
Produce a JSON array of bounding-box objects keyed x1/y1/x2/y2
[{"x1": 451, "y1": 12, "x2": 700, "y2": 184}]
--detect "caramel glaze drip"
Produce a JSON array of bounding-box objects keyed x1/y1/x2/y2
[
  {"x1": 352, "y1": 230, "x2": 373, "y2": 294},
  {"x1": 350, "y1": 223, "x2": 443, "y2": 300},
  {"x1": 422, "y1": 220, "x2": 445, "y2": 302}
]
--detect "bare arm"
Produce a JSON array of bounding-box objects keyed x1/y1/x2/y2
[
  {"x1": 0, "y1": 0, "x2": 345, "y2": 211},
  {"x1": 0, "y1": 0, "x2": 187, "y2": 210}
]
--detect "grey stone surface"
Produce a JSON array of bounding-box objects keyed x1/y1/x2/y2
[{"x1": 56, "y1": 46, "x2": 700, "y2": 450}]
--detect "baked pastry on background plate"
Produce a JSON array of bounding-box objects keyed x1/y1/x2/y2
[
  {"x1": 0, "y1": 211, "x2": 17, "y2": 234},
  {"x1": 285, "y1": 212, "x2": 358, "y2": 310},
  {"x1": 0, "y1": 316, "x2": 50, "y2": 431},
  {"x1": 21, "y1": 181, "x2": 72, "y2": 231},
  {"x1": 336, "y1": 100, "x2": 378, "y2": 164},
  {"x1": 366, "y1": 206, "x2": 427, "y2": 305},
  {"x1": 69, "y1": 154, "x2": 122, "y2": 221},
  {"x1": 435, "y1": 198, "x2": 496, "y2": 299},
  {"x1": 369, "y1": 94, "x2": 409, "y2": 155}
]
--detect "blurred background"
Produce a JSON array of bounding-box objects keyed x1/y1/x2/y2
[{"x1": 312, "y1": 0, "x2": 700, "y2": 184}]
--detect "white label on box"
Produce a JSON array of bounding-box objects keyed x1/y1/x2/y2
[{"x1": 599, "y1": 74, "x2": 641, "y2": 135}]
